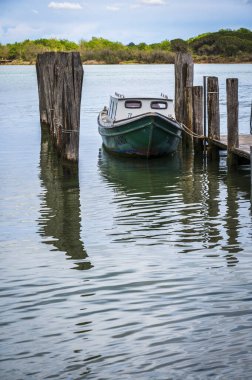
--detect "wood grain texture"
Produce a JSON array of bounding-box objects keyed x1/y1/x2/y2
[
  {"x1": 192, "y1": 86, "x2": 204, "y2": 152},
  {"x1": 36, "y1": 52, "x2": 84, "y2": 161},
  {"x1": 207, "y1": 76, "x2": 220, "y2": 140},
  {"x1": 175, "y1": 53, "x2": 194, "y2": 123},
  {"x1": 226, "y1": 78, "x2": 239, "y2": 150}
]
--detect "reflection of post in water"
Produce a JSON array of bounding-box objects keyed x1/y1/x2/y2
[
  {"x1": 180, "y1": 151, "x2": 252, "y2": 265},
  {"x1": 201, "y1": 157, "x2": 222, "y2": 250},
  {"x1": 223, "y1": 166, "x2": 251, "y2": 264},
  {"x1": 38, "y1": 128, "x2": 92, "y2": 270},
  {"x1": 179, "y1": 152, "x2": 237, "y2": 265},
  {"x1": 179, "y1": 153, "x2": 221, "y2": 252}
]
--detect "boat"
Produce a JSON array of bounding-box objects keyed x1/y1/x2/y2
[{"x1": 97, "y1": 93, "x2": 183, "y2": 157}]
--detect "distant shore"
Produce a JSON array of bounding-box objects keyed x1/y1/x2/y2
[
  {"x1": 1, "y1": 29, "x2": 252, "y2": 66},
  {"x1": 1, "y1": 58, "x2": 252, "y2": 66}
]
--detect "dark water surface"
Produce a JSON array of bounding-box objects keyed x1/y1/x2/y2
[{"x1": 1, "y1": 65, "x2": 252, "y2": 379}]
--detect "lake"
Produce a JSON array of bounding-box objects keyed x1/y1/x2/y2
[{"x1": 1, "y1": 64, "x2": 252, "y2": 379}]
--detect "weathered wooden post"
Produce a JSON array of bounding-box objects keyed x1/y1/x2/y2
[
  {"x1": 36, "y1": 52, "x2": 84, "y2": 162},
  {"x1": 226, "y1": 78, "x2": 239, "y2": 166},
  {"x1": 192, "y1": 86, "x2": 204, "y2": 153},
  {"x1": 250, "y1": 146, "x2": 252, "y2": 187},
  {"x1": 250, "y1": 101, "x2": 252, "y2": 134},
  {"x1": 174, "y1": 53, "x2": 194, "y2": 152},
  {"x1": 203, "y1": 76, "x2": 208, "y2": 154},
  {"x1": 250, "y1": 103, "x2": 252, "y2": 191},
  {"x1": 183, "y1": 86, "x2": 193, "y2": 148},
  {"x1": 175, "y1": 52, "x2": 194, "y2": 124},
  {"x1": 207, "y1": 76, "x2": 220, "y2": 158}
]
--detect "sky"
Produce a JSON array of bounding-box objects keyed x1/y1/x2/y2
[{"x1": 0, "y1": 0, "x2": 252, "y2": 45}]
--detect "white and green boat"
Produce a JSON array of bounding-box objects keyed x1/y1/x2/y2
[{"x1": 98, "y1": 93, "x2": 183, "y2": 157}]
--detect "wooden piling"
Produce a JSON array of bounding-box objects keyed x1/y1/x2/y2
[
  {"x1": 192, "y1": 86, "x2": 203, "y2": 153},
  {"x1": 226, "y1": 78, "x2": 239, "y2": 166},
  {"x1": 203, "y1": 76, "x2": 207, "y2": 154},
  {"x1": 183, "y1": 86, "x2": 193, "y2": 148},
  {"x1": 207, "y1": 76, "x2": 220, "y2": 158},
  {"x1": 226, "y1": 78, "x2": 239, "y2": 151},
  {"x1": 36, "y1": 52, "x2": 84, "y2": 162},
  {"x1": 251, "y1": 146, "x2": 252, "y2": 186},
  {"x1": 174, "y1": 53, "x2": 194, "y2": 123},
  {"x1": 207, "y1": 76, "x2": 220, "y2": 140},
  {"x1": 250, "y1": 101, "x2": 252, "y2": 134}
]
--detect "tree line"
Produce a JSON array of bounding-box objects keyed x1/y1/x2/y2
[{"x1": 0, "y1": 28, "x2": 252, "y2": 64}]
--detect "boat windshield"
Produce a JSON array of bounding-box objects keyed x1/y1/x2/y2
[
  {"x1": 151, "y1": 101, "x2": 167, "y2": 109},
  {"x1": 125, "y1": 100, "x2": 142, "y2": 109}
]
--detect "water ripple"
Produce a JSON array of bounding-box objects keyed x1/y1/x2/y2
[{"x1": 1, "y1": 64, "x2": 252, "y2": 380}]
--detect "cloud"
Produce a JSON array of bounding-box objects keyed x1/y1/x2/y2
[
  {"x1": 106, "y1": 5, "x2": 120, "y2": 11},
  {"x1": 0, "y1": 22, "x2": 42, "y2": 42},
  {"x1": 130, "y1": 4, "x2": 141, "y2": 9},
  {"x1": 48, "y1": 2, "x2": 83, "y2": 10},
  {"x1": 32, "y1": 10, "x2": 39, "y2": 14},
  {"x1": 140, "y1": 0, "x2": 167, "y2": 5}
]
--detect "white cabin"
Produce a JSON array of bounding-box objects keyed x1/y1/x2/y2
[{"x1": 108, "y1": 93, "x2": 175, "y2": 121}]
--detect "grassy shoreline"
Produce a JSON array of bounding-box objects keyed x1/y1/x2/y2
[
  {"x1": 1, "y1": 57, "x2": 252, "y2": 66},
  {"x1": 1, "y1": 29, "x2": 252, "y2": 65}
]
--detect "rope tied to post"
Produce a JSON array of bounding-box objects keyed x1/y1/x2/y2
[{"x1": 180, "y1": 123, "x2": 205, "y2": 139}]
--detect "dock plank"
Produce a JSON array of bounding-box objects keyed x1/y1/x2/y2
[{"x1": 211, "y1": 134, "x2": 252, "y2": 160}]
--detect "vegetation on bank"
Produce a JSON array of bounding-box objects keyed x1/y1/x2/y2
[{"x1": 1, "y1": 28, "x2": 252, "y2": 64}]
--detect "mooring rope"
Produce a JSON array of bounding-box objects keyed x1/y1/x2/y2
[{"x1": 180, "y1": 123, "x2": 205, "y2": 139}]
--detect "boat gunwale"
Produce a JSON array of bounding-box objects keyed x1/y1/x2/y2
[
  {"x1": 98, "y1": 111, "x2": 183, "y2": 131},
  {"x1": 98, "y1": 123, "x2": 182, "y2": 138}
]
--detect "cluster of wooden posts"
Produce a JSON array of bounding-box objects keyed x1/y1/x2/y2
[
  {"x1": 174, "y1": 52, "x2": 250, "y2": 163},
  {"x1": 36, "y1": 51, "x2": 252, "y2": 182}
]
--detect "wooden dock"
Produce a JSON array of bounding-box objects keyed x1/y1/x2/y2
[
  {"x1": 211, "y1": 135, "x2": 252, "y2": 161},
  {"x1": 174, "y1": 54, "x2": 252, "y2": 172}
]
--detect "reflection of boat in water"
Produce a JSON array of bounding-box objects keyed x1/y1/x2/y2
[
  {"x1": 98, "y1": 147, "x2": 182, "y2": 197},
  {"x1": 98, "y1": 147, "x2": 183, "y2": 246},
  {"x1": 38, "y1": 129, "x2": 92, "y2": 271}
]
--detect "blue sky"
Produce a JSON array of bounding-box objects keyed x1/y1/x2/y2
[{"x1": 0, "y1": 0, "x2": 252, "y2": 44}]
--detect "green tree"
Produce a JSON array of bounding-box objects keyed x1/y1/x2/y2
[{"x1": 170, "y1": 39, "x2": 188, "y2": 52}]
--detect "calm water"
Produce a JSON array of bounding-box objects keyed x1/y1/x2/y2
[{"x1": 1, "y1": 64, "x2": 252, "y2": 379}]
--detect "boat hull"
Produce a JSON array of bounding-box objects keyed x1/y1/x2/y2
[{"x1": 98, "y1": 113, "x2": 182, "y2": 157}]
